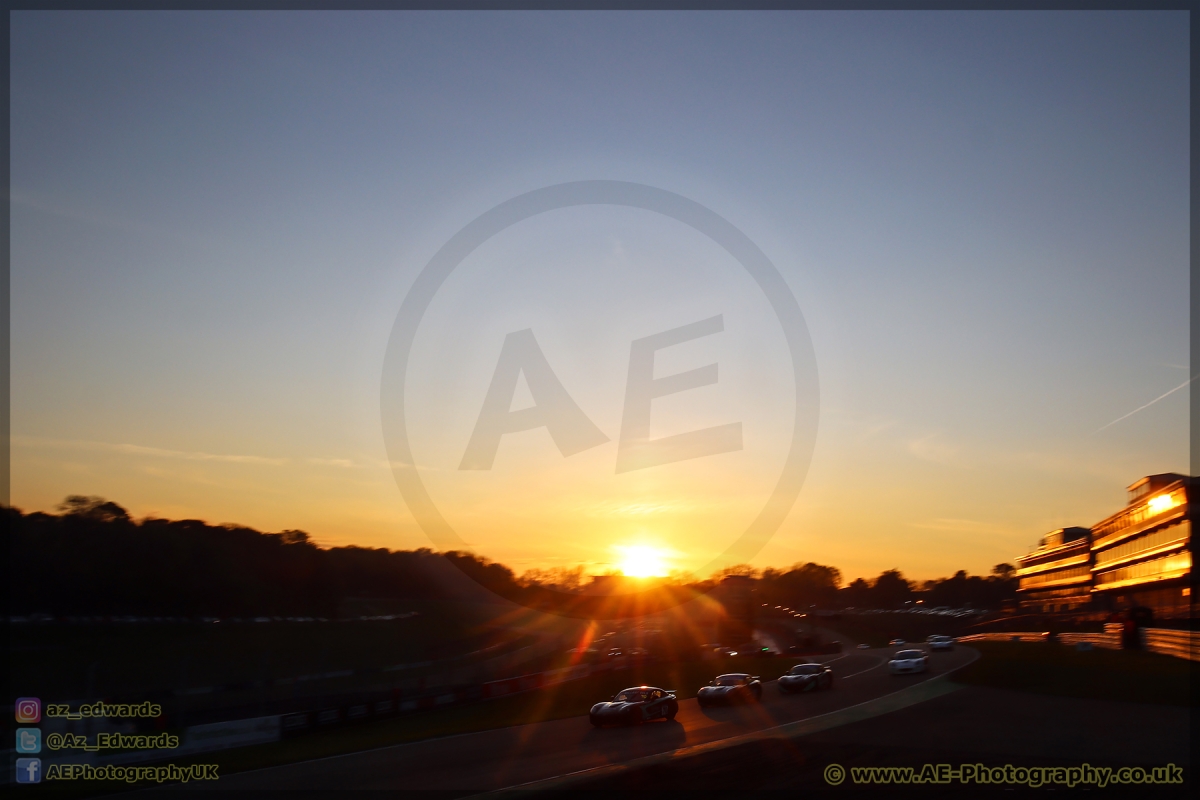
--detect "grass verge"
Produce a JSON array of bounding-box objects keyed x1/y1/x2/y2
[{"x1": 951, "y1": 641, "x2": 1191, "y2": 705}]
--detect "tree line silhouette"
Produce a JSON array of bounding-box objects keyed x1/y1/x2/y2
[{"x1": 5, "y1": 496, "x2": 1016, "y2": 618}]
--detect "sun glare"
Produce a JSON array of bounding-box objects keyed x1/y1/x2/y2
[
  {"x1": 1147, "y1": 493, "x2": 1177, "y2": 514},
  {"x1": 615, "y1": 545, "x2": 669, "y2": 578}
]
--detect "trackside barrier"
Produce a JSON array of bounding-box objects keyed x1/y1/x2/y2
[
  {"x1": 182, "y1": 715, "x2": 281, "y2": 753},
  {"x1": 1143, "y1": 628, "x2": 1200, "y2": 661},
  {"x1": 483, "y1": 674, "x2": 544, "y2": 699},
  {"x1": 544, "y1": 663, "x2": 592, "y2": 685},
  {"x1": 958, "y1": 627, "x2": 1199, "y2": 661},
  {"x1": 274, "y1": 660, "x2": 595, "y2": 740},
  {"x1": 1056, "y1": 632, "x2": 1121, "y2": 650},
  {"x1": 24, "y1": 716, "x2": 286, "y2": 772},
  {"x1": 481, "y1": 663, "x2": 591, "y2": 698},
  {"x1": 956, "y1": 632, "x2": 1051, "y2": 643},
  {"x1": 166, "y1": 636, "x2": 554, "y2": 699}
]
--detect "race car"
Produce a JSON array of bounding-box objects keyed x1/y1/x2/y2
[
  {"x1": 697, "y1": 673, "x2": 762, "y2": 706},
  {"x1": 926, "y1": 635, "x2": 954, "y2": 651},
  {"x1": 777, "y1": 662, "x2": 834, "y2": 693},
  {"x1": 589, "y1": 686, "x2": 678, "y2": 727},
  {"x1": 889, "y1": 649, "x2": 929, "y2": 675}
]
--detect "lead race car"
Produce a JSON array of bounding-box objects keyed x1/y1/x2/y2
[
  {"x1": 777, "y1": 662, "x2": 834, "y2": 693},
  {"x1": 589, "y1": 686, "x2": 678, "y2": 727},
  {"x1": 697, "y1": 673, "x2": 762, "y2": 707},
  {"x1": 889, "y1": 649, "x2": 929, "y2": 675}
]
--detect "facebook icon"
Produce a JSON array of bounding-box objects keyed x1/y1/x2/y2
[{"x1": 15, "y1": 758, "x2": 41, "y2": 784}]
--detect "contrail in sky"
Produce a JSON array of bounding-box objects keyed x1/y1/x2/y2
[{"x1": 1093, "y1": 376, "x2": 1195, "y2": 434}]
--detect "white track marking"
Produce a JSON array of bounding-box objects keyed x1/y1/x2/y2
[{"x1": 838, "y1": 656, "x2": 886, "y2": 679}]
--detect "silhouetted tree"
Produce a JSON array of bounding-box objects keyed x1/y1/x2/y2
[
  {"x1": 4, "y1": 498, "x2": 527, "y2": 617},
  {"x1": 841, "y1": 577, "x2": 872, "y2": 607},
  {"x1": 4, "y1": 497, "x2": 1020, "y2": 619},
  {"x1": 57, "y1": 495, "x2": 131, "y2": 523},
  {"x1": 757, "y1": 562, "x2": 842, "y2": 608},
  {"x1": 869, "y1": 569, "x2": 914, "y2": 608},
  {"x1": 713, "y1": 564, "x2": 760, "y2": 579}
]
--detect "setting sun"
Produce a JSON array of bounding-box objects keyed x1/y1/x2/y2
[{"x1": 615, "y1": 545, "x2": 670, "y2": 578}]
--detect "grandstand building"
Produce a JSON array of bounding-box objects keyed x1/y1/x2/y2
[
  {"x1": 1090, "y1": 473, "x2": 1192, "y2": 619},
  {"x1": 1014, "y1": 473, "x2": 1194, "y2": 620},
  {"x1": 1015, "y1": 527, "x2": 1093, "y2": 614}
]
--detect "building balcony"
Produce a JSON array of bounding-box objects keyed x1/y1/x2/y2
[{"x1": 1093, "y1": 551, "x2": 1191, "y2": 592}]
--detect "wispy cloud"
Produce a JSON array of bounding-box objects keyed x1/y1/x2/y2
[
  {"x1": 12, "y1": 435, "x2": 404, "y2": 473},
  {"x1": 113, "y1": 442, "x2": 287, "y2": 465},
  {"x1": 1092, "y1": 376, "x2": 1195, "y2": 434},
  {"x1": 12, "y1": 435, "x2": 288, "y2": 466},
  {"x1": 306, "y1": 457, "x2": 356, "y2": 469}
]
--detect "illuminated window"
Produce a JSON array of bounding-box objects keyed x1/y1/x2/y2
[
  {"x1": 1094, "y1": 522, "x2": 1189, "y2": 568},
  {"x1": 1094, "y1": 552, "x2": 1192, "y2": 587}
]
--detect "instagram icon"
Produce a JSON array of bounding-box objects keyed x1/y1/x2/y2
[{"x1": 15, "y1": 698, "x2": 41, "y2": 724}]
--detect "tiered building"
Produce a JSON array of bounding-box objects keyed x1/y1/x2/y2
[
  {"x1": 1090, "y1": 474, "x2": 1192, "y2": 618},
  {"x1": 1015, "y1": 473, "x2": 1194, "y2": 620},
  {"x1": 1015, "y1": 527, "x2": 1093, "y2": 614}
]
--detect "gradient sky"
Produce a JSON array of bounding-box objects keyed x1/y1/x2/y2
[{"x1": 9, "y1": 11, "x2": 1189, "y2": 584}]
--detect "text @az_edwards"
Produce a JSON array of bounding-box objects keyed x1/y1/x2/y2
[
  {"x1": 45, "y1": 732, "x2": 178, "y2": 751},
  {"x1": 823, "y1": 762, "x2": 1184, "y2": 788}
]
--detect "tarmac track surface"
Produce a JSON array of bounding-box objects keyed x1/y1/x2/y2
[{"x1": 213, "y1": 645, "x2": 975, "y2": 793}]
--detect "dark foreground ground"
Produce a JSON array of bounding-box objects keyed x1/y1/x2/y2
[
  {"x1": 535, "y1": 642, "x2": 1193, "y2": 796},
  {"x1": 548, "y1": 682, "x2": 1192, "y2": 793},
  {"x1": 47, "y1": 640, "x2": 1194, "y2": 799}
]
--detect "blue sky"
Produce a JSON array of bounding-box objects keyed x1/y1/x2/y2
[{"x1": 9, "y1": 11, "x2": 1189, "y2": 582}]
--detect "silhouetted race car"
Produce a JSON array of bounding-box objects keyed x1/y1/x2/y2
[
  {"x1": 589, "y1": 686, "x2": 678, "y2": 727},
  {"x1": 697, "y1": 673, "x2": 762, "y2": 706},
  {"x1": 777, "y1": 662, "x2": 833, "y2": 693}
]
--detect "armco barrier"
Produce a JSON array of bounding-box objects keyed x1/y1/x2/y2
[
  {"x1": 1143, "y1": 627, "x2": 1200, "y2": 661},
  {"x1": 182, "y1": 715, "x2": 281, "y2": 753},
  {"x1": 958, "y1": 626, "x2": 1199, "y2": 661},
  {"x1": 28, "y1": 714, "x2": 285, "y2": 771},
  {"x1": 274, "y1": 661, "x2": 596, "y2": 737},
  {"x1": 482, "y1": 663, "x2": 592, "y2": 698},
  {"x1": 956, "y1": 632, "x2": 1051, "y2": 643},
  {"x1": 1056, "y1": 631, "x2": 1121, "y2": 650},
  {"x1": 167, "y1": 635, "x2": 556, "y2": 701},
  {"x1": 66, "y1": 657, "x2": 599, "y2": 763}
]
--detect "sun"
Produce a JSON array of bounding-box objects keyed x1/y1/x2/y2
[{"x1": 615, "y1": 545, "x2": 669, "y2": 578}]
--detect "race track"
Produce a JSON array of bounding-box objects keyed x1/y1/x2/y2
[{"x1": 213, "y1": 645, "x2": 976, "y2": 793}]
